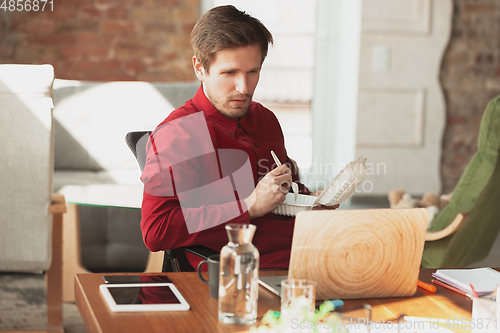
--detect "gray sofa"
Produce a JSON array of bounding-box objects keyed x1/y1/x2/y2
[{"x1": 52, "y1": 79, "x2": 199, "y2": 272}]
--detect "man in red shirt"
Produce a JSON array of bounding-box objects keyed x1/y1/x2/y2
[{"x1": 140, "y1": 5, "x2": 327, "y2": 271}]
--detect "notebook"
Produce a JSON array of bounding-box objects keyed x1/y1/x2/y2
[
  {"x1": 432, "y1": 268, "x2": 500, "y2": 296},
  {"x1": 259, "y1": 208, "x2": 429, "y2": 300}
]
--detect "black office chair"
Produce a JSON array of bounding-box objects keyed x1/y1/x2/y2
[{"x1": 125, "y1": 131, "x2": 218, "y2": 272}]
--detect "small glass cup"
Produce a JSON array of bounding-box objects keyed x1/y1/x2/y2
[{"x1": 280, "y1": 279, "x2": 316, "y2": 326}]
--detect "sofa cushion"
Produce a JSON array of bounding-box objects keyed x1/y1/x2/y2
[
  {"x1": 0, "y1": 64, "x2": 54, "y2": 272},
  {"x1": 53, "y1": 80, "x2": 199, "y2": 172}
]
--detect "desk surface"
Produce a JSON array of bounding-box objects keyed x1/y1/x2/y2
[{"x1": 75, "y1": 269, "x2": 473, "y2": 333}]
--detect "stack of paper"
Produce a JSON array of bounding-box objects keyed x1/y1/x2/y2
[{"x1": 432, "y1": 267, "x2": 500, "y2": 296}]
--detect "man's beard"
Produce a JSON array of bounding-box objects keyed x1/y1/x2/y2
[{"x1": 212, "y1": 92, "x2": 253, "y2": 120}]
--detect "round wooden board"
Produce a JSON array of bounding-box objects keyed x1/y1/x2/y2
[{"x1": 288, "y1": 208, "x2": 428, "y2": 300}]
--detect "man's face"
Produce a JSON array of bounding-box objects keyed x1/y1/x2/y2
[{"x1": 193, "y1": 44, "x2": 262, "y2": 120}]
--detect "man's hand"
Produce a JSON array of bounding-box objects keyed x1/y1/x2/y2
[
  {"x1": 312, "y1": 204, "x2": 340, "y2": 210},
  {"x1": 310, "y1": 189, "x2": 324, "y2": 197},
  {"x1": 310, "y1": 189, "x2": 339, "y2": 210},
  {"x1": 244, "y1": 164, "x2": 292, "y2": 219}
]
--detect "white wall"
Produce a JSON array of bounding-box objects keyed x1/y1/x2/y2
[{"x1": 308, "y1": 0, "x2": 362, "y2": 191}]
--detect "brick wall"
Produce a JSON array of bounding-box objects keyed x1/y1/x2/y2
[
  {"x1": 0, "y1": 0, "x2": 199, "y2": 81},
  {"x1": 440, "y1": 0, "x2": 500, "y2": 193},
  {"x1": 1, "y1": 0, "x2": 499, "y2": 193}
]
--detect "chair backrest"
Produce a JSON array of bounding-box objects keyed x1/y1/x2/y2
[
  {"x1": 422, "y1": 94, "x2": 500, "y2": 268},
  {"x1": 125, "y1": 131, "x2": 152, "y2": 172},
  {"x1": 125, "y1": 130, "x2": 219, "y2": 272},
  {"x1": 0, "y1": 64, "x2": 55, "y2": 272}
]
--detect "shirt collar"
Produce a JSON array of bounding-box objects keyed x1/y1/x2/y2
[{"x1": 191, "y1": 85, "x2": 251, "y2": 137}]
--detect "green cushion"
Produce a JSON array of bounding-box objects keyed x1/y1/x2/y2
[{"x1": 422, "y1": 95, "x2": 500, "y2": 268}]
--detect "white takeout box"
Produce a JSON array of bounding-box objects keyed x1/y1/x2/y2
[{"x1": 272, "y1": 157, "x2": 368, "y2": 216}]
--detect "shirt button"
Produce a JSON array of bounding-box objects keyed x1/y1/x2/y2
[
  {"x1": 237, "y1": 124, "x2": 241, "y2": 128},
  {"x1": 254, "y1": 144, "x2": 258, "y2": 147},
  {"x1": 230, "y1": 134, "x2": 234, "y2": 137}
]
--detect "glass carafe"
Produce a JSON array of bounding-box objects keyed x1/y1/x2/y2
[{"x1": 218, "y1": 223, "x2": 259, "y2": 324}]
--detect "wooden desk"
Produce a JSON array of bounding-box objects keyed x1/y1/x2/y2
[{"x1": 75, "y1": 269, "x2": 473, "y2": 333}]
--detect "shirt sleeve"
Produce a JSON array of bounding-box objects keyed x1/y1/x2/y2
[{"x1": 140, "y1": 119, "x2": 251, "y2": 253}]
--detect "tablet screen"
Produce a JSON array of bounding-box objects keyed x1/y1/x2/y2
[
  {"x1": 100, "y1": 283, "x2": 190, "y2": 312},
  {"x1": 108, "y1": 285, "x2": 181, "y2": 305}
]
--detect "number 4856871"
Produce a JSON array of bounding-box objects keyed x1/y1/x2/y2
[{"x1": 1, "y1": 0, "x2": 53, "y2": 11}]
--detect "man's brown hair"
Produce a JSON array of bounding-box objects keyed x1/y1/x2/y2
[{"x1": 191, "y1": 5, "x2": 273, "y2": 73}]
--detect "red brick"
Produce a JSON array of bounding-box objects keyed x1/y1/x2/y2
[
  {"x1": 106, "y1": 7, "x2": 128, "y2": 19},
  {"x1": 462, "y1": 4, "x2": 497, "y2": 14},
  {"x1": 80, "y1": 6, "x2": 103, "y2": 19},
  {"x1": 0, "y1": 0, "x2": 198, "y2": 88},
  {"x1": 0, "y1": 45, "x2": 14, "y2": 58},
  {"x1": 58, "y1": 71, "x2": 90, "y2": 80},
  {"x1": 13, "y1": 46, "x2": 58, "y2": 63},
  {"x1": 161, "y1": 52, "x2": 177, "y2": 61},
  {"x1": 475, "y1": 53, "x2": 494, "y2": 64},
  {"x1": 51, "y1": 60, "x2": 68, "y2": 75},
  {"x1": 169, "y1": 35, "x2": 191, "y2": 49},
  {"x1": 470, "y1": 116, "x2": 483, "y2": 128},
  {"x1": 113, "y1": 35, "x2": 152, "y2": 48},
  {"x1": 182, "y1": 23, "x2": 195, "y2": 34},
  {"x1": 182, "y1": 72, "x2": 197, "y2": 81},
  {"x1": 88, "y1": 72, "x2": 135, "y2": 81},
  {"x1": 172, "y1": 8, "x2": 197, "y2": 22},
  {"x1": 115, "y1": 47, "x2": 153, "y2": 60},
  {"x1": 11, "y1": 20, "x2": 55, "y2": 34},
  {"x1": 454, "y1": 154, "x2": 471, "y2": 164},
  {"x1": 15, "y1": 46, "x2": 40, "y2": 61},
  {"x1": 76, "y1": 32, "x2": 101, "y2": 44},
  {"x1": 63, "y1": 46, "x2": 109, "y2": 59},
  {"x1": 102, "y1": 21, "x2": 136, "y2": 33},
  {"x1": 447, "y1": 117, "x2": 467, "y2": 124},
  {"x1": 57, "y1": 19, "x2": 100, "y2": 33},
  {"x1": 143, "y1": 23, "x2": 176, "y2": 34},
  {"x1": 134, "y1": 0, "x2": 156, "y2": 8},
  {"x1": 96, "y1": 60, "x2": 121, "y2": 72},
  {"x1": 166, "y1": 0, "x2": 182, "y2": 6},
  {"x1": 50, "y1": 6, "x2": 79, "y2": 20},
  {"x1": 124, "y1": 60, "x2": 145, "y2": 72},
  {"x1": 137, "y1": 71, "x2": 173, "y2": 82},
  {"x1": 71, "y1": 60, "x2": 97, "y2": 72},
  {"x1": 130, "y1": 8, "x2": 160, "y2": 21},
  {"x1": 27, "y1": 33, "x2": 76, "y2": 46},
  {"x1": 184, "y1": 0, "x2": 199, "y2": 9},
  {"x1": 39, "y1": 47, "x2": 64, "y2": 61}
]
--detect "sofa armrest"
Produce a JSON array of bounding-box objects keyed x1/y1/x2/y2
[{"x1": 50, "y1": 193, "x2": 67, "y2": 214}]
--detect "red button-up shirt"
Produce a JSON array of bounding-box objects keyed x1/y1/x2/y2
[{"x1": 140, "y1": 86, "x2": 309, "y2": 269}]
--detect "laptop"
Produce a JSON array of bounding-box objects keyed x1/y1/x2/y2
[{"x1": 259, "y1": 208, "x2": 428, "y2": 300}]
